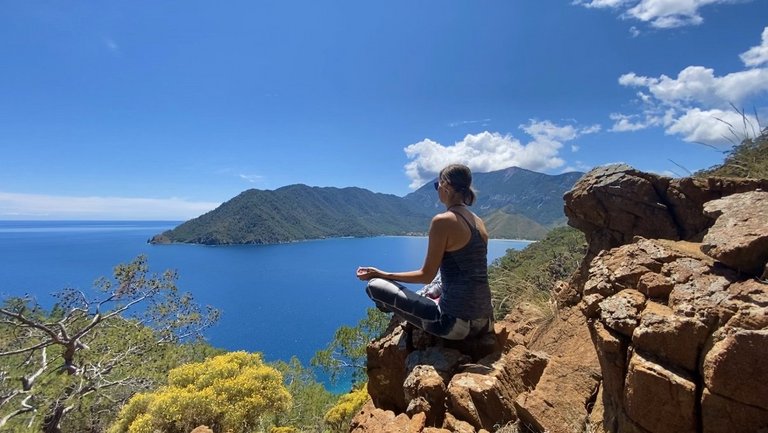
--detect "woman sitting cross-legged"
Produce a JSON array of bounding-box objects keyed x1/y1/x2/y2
[{"x1": 356, "y1": 163, "x2": 493, "y2": 340}]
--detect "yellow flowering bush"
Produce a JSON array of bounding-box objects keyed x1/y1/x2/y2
[
  {"x1": 109, "y1": 352, "x2": 291, "y2": 433},
  {"x1": 323, "y1": 385, "x2": 369, "y2": 432}
]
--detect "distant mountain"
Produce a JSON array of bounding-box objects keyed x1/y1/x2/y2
[
  {"x1": 404, "y1": 166, "x2": 585, "y2": 227},
  {"x1": 150, "y1": 185, "x2": 433, "y2": 245},
  {"x1": 151, "y1": 167, "x2": 584, "y2": 245}
]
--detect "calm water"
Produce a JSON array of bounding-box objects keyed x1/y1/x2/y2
[{"x1": 0, "y1": 221, "x2": 530, "y2": 389}]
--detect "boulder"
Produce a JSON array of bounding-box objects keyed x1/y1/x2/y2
[
  {"x1": 403, "y1": 364, "x2": 447, "y2": 426},
  {"x1": 701, "y1": 190, "x2": 768, "y2": 276},
  {"x1": 367, "y1": 322, "x2": 410, "y2": 411},
  {"x1": 448, "y1": 372, "x2": 515, "y2": 431},
  {"x1": 702, "y1": 329, "x2": 768, "y2": 410},
  {"x1": 349, "y1": 400, "x2": 423, "y2": 433},
  {"x1": 564, "y1": 164, "x2": 679, "y2": 254},
  {"x1": 632, "y1": 301, "x2": 709, "y2": 372},
  {"x1": 624, "y1": 351, "x2": 697, "y2": 433},
  {"x1": 701, "y1": 389, "x2": 768, "y2": 433},
  {"x1": 565, "y1": 165, "x2": 768, "y2": 255},
  {"x1": 599, "y1": 289, "x2": 646, "y2": 337}
]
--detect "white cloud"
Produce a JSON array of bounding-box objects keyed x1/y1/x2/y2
[
  {"x1": 620, "y1": 67, "x2": 768, "y2": 107},
  {"x1": 0, "y1": 191, "x2": 219, "y2": 220},
  {"x1": 610, "y1": 27, "x2": 767, "y2": 143},
  {"x1": 572, "y1": 0, "x2": 632, "y2": 8},
  {"x1": 403, "y1": 120, "x2": 600, "y2": 189},
  {"x1": 741, "y1": 26, "x2": 768, "y2": 67},
  {"x1": 609, "y1": 113, "x2": 661, "y2": 131},
  {"x1": 448, "y1": 118, "x2": 492, "y2": 128},
  {"x1": 574, "y1": 0, "x2": 752, "y2": 29},
  {"x1": 239, "y1": 174, "x2": 264, "y2": 183},
  {"x1": 666, "y1": 107, "x2": 760, "y2": 143}
]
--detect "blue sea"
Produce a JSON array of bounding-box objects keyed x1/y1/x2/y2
[{"x1": 0, "y1": 220, "x2": 530, "y2": 391}]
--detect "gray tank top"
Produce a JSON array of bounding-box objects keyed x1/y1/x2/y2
[{"x1": 438, "y1": 211, "x2": 493, "y2": 320}]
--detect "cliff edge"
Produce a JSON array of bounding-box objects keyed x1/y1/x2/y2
[{"x1": 350, "y1": 165, "x2": 768, "y2": 433}]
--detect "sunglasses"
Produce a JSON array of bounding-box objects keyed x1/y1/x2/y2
[{"x1": 433, "y1": 181, "x2": 439, "y2": 191}]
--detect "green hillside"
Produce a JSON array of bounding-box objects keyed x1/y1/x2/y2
[
  {"x1": 151, "y1": 185, "x2": 432, "y2": 245},
  {"x1": 152, "y1": 167, "x2": 584, "y2": 245}
]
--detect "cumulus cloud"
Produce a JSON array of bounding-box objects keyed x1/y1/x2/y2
[
  {"x1": 0, "y1": 191, "x2": 219, "y2": 220},
  {"x1": 574, "y1": 0, "x2": 752, "y2": 29},
  {"x1": 403, "y1": 120, "x2": 600, "y2": 189},
  {"x1": 610, "y1": 27, "x2": 768, "y2": 144},
  {"x1": 741, "y1": 27, "x2": 768, "y2": 67}
]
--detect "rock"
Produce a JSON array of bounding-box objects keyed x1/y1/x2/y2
[
  {"x1": 668, "y1": 273, "x2": 736, "y2": 327},
  {"x1": 587, "y1": 385, "x2": 613, "y2": 433},
  {"x1": 702, "y1": 329, "x2": 768, "y2": 410},
  {"x1": 599, "y1": 289, "x2": 646, "y2": 337},
  {"x1": 367, "y1": 323, "x2": 410, "y2": 412},
  {"x1": 552, "y1": 280, "x2": 581, "y2": 306},
  {"x1": 701, "y1": 388, "x2": 768, "y2": 433},
  {"x1": 405, "y1": 347, "x2": 469, "y2": 379},
  {"x1": 513, "y1": 354, "x2": 601, "y2": 433},
  {"x1": 588, "y1": 320, "x2": 628, "y2": 432},
  {"x1": 494, "y1": 303, "x2": 548, "y2": 349},
  {"x1": 403, "y1": 364, "x2": 447, "y2": 426},
  {"x1": 448, "y1": 372, "x2": 514, "y2": 431},
  {"x1": 189, "y1": 427, "x2": 213, "y2": 433},
  {"x1": 442, "y1": 412, "x2": 477, "y2": 433},
  {"x1": 624, "y1": 351, "x2": 697, "y2": 433},
  {"x1": 564, "y1": 165, "x2": 768, "y2": 254},
  {"x1": 564, "y1": 164, "x2": 679, "y2": 254},
  {"x1": 701, "y1": 191, "x2": 768, "y2": 276},
  {"x1": 632, "y1": 301, "x2": 709, "y2": 372},
  {"x1": 349, "y1": 400, "x2": 419, "y2": 433}
]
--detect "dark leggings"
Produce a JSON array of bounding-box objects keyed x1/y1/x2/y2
[{"x1": 365, "y1": 278, "x2": 492, "y2": 340}]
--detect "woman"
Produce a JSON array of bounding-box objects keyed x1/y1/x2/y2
[{"x1": 356, "y1": 164, "x2": 493, "y2": 340}]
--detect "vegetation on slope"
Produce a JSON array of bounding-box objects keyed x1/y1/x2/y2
[
  {"x1": 696, "y1": 126, "x2": 768, "y2": 178},
  {"x1": 0, "y1": 256, "x2": 220, "y2": 433},
  {"x1": 489, "y1": 226, "x2": 587, "y2": 318},
  {"x1": 109, "y1": 352, "x2": 292, "y2": 433}
]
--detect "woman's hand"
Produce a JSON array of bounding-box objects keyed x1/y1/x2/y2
[{"x1": 356, "y1": 266, "x2": 382, "y2": 281}]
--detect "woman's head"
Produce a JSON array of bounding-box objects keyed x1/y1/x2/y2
[{"x1": 438, "y1": 164, "x2": 477, "y2": 206}]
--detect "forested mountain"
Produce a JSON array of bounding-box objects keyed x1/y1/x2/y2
[
  {"x1": 403, "y1": 166, "x2": 585, "y2": 227},
  {"x1": 151, "y1": 167, "x2": 585, "y2": 245},
  {"x1": 150, "y1": 185, "x2": 432, "y2": 245}
]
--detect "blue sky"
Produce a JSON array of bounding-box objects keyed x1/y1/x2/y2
[{"x1": 1, "y1": 1, "x2": 766, "y2": 219}]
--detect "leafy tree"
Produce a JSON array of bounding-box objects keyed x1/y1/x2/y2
[
  {"x1": 109, "y1": 352, "x2": 291, "y2": 433},
  {"x1": 323, "y1": 386, "x2": 369, "y2": 433},
  {"x1": 311, "y1": 308, "x2": 389, "y2": 386},
  {"x1": 0, "y1": 255, "x2": 219, "y2": 433},
  {"x1": 270, "y1": 357, "x2": 337, "y2": 433}
]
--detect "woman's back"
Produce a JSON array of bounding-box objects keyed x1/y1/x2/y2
[{"x1": 439, "y1": 210, "x2": 493, "y2": 320}]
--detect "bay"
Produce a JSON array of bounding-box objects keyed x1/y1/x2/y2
[{"x1": 0, "y1": 220, "x2": 531, "y2": 390}]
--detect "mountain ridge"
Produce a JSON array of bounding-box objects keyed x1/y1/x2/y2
[{"x1": 150, "y1": 167, "x2": 584, "y2": 245}]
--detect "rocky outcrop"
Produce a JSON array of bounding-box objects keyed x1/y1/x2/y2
[
  {"x1": 352, "y1": 304, "x2": 601, "y2": 433},
  {"x1": 564, "y1": 164, "x2": 768, "y2": 256},
  {"x1": 352, "y1": 165, "x2": 767, "y2": 433},
  {"x1": 572, "y1": 166, "x2": 768, "y2": 433}
]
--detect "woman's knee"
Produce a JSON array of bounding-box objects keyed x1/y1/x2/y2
[{"x1": 365, "y1": 278, "x2": 401, "y2": 304}]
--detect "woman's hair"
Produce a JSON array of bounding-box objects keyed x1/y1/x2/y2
[{"x1": 439, "y1": 164, "x2": 477, "y2": 206}]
